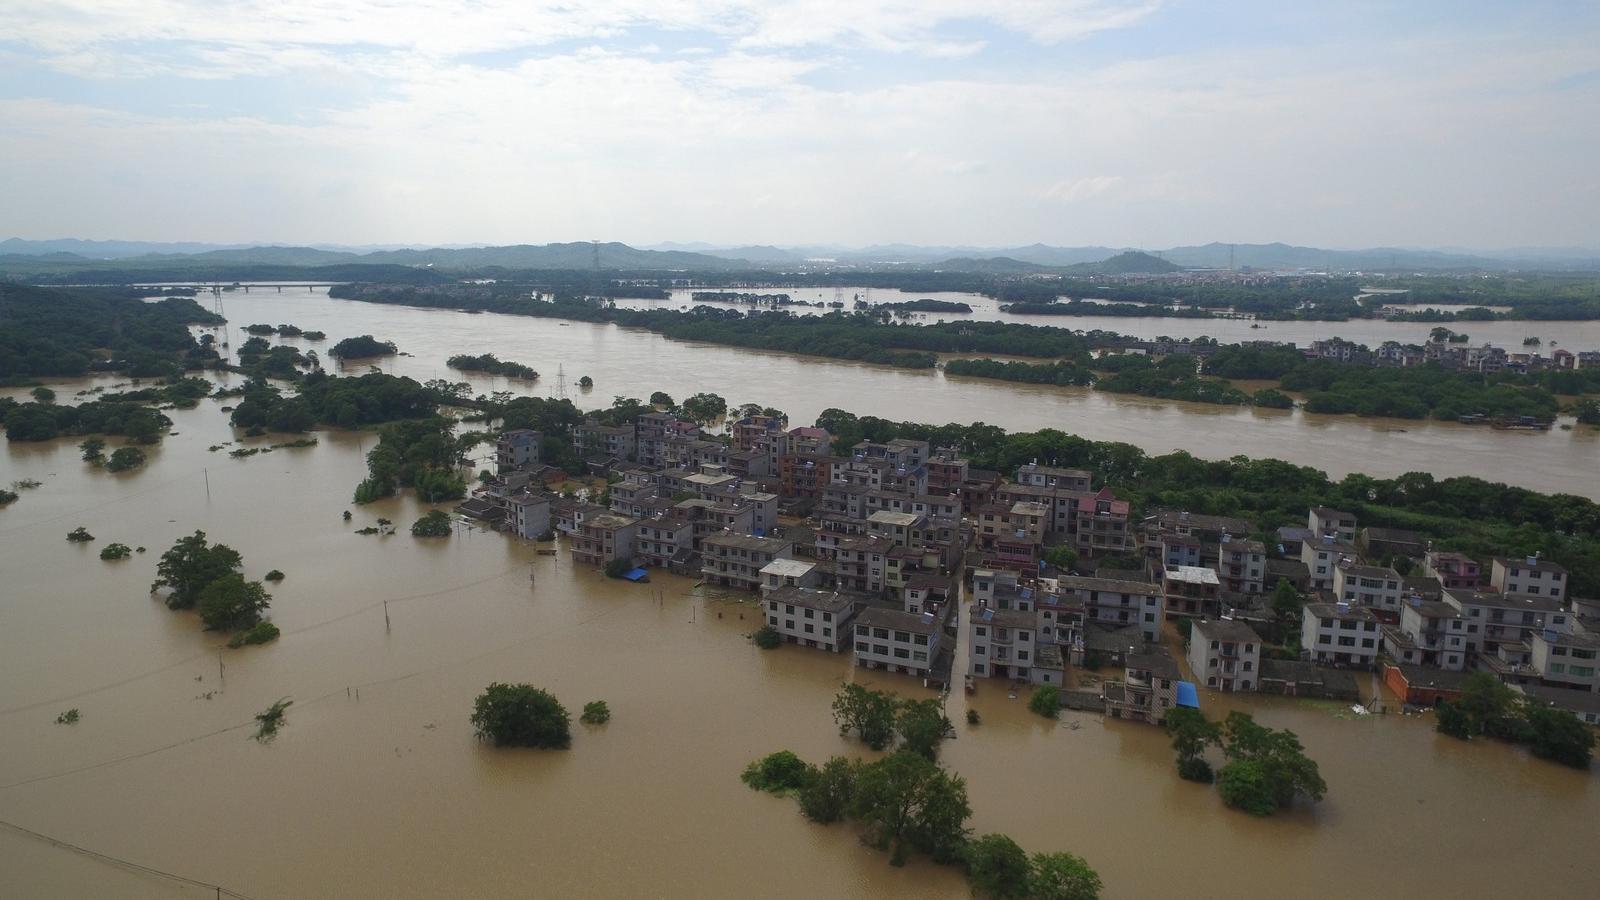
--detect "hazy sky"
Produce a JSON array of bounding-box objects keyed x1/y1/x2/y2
[{"x1": 2, "y1": 1, "x2": 1597, "y2": 249}]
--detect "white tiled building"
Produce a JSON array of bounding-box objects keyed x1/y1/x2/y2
[
  {"x1": 1301, "y1": 602, "x2": 1380, "y2": 668},
  {"x1": 764, "y1": 587, "x2": 860, "y2": 652},
  {"x1": 1188, "y1": 619, "x2": 1262, "y2": 691}
]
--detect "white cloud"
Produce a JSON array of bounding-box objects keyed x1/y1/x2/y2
[{"x1": 0, "y1": 3, "x2": 1596, "y2": 248}]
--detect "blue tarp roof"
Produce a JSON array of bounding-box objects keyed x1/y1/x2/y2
[
  {"x1": 622, "y1": 568, "x2": 650, "y2": 582},
  {"x1": 1175, "y1": 681, "x2": 1200, "y2": 708}
]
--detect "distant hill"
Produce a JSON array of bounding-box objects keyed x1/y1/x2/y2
[
  {"x1": 1156, "y1": 242, "x2": 1508, "y2": 271},
  {"x1": 0, "y1": 238, "x2": 255, "y2": 258},
  {"x1": 1062, "y1": 250, "x2": 1182, "y2": 275},
  {"x1": 930, "y1": 256, "x2": 1049, "y2": 274},
  {"x1": 697, "y1": 245, "x2": 806, "y2": 264}
]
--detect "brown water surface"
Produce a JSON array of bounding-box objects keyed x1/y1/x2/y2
[{"x1": 0, "y1": 298, "x2": 1596, "y2": 898}]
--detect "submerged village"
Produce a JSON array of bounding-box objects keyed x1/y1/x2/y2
[
  {"x1": 465, "y1": 401, "x2": 1600, "y2": 729},
  {"x1": 3, "y1": 275, "x2": 1600, "y2": 898}
]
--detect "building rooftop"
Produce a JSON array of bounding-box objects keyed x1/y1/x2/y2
[
  {"x1": 1519, "y1": 684, "x2": 1600, "y2": 717},
  {"x1": 760, "y1": 558, "x2": 816, "y2": 579},
  {"x1": 972, "y1": 605, "x2": 1036, "y2": 629},
  {"x1": 1406, "y1": 599, "x2": 1461, "y2": 619},
  {"x1": 1056, "y1": 575, "x2": 1161, "y2": 596},
  {"x1": 704, "y1": 534, "x2": 791, "y2": 553},
  {"x1": 1192, "y1": 619, "x2": 1262, "y2": 644},
  {"x1": 585, "y1": 513, "x2": 638, "y2": 530},
  {"x1": 767, "y1": 586, "x2": 858, "y2": 615},
  {"x1": 1306, "y1": 602, "x2": 1375, "y2": 622},
  {"x1": 857, "y1": 606, "x2": 940, "y2": 634},
  {"x1": 867, "y1": 510, "x2": 922, "y2": 527},
  {"x1": 1126, "y1": 651, "x2": 1181, "y2": 680},
  {"x1": 1493, "y1": 556, "x2": 1568, "y2": 575},
  {"x1": 1535, "y1": 630, "x2": 1600, "y2": 650},
  {"x1": 1444, "y1": 587, "x2": 1564, "y2": 613},
  {"x1": 1166, "y1": 566, "x2": 1221, "y2": 586}
]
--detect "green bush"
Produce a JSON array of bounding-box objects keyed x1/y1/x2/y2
[
  {"x1": 228, "y1": 621, "x2": 281, "y2": 648},
  {"x1": 753, "y1": 625, "x2": 781, "y2": 649},
  {"x1": 99, "y1": 542, "x2": 132, "y2": 560},
  {"x1": 66, "y1": 526, "x2": 94, "y2": 542},
  {"x1": 470, "y1": 683, "x2": 570, "y2": 749},
  {"x1": 740, "y1": 750, "x2": 811, "y2": 794},
  {"x1": 411, "y1": 509, "x2": 453, "y2": 537},
  {"x1": 1028, "y1": 685, "x2": 1060, "y2": 718},
  {"x1": 580, "y1": 700, "x2": 611, "y2": 725},
  {"x1": 603, "y1": 558, "x2": 634, "y2": 579},
  {"x1": 105, "y1": 446, "x2": 146, "y2": 472},
  {"x1": 1177, "y1": 757, "x2": 1215, "y2": 783}
]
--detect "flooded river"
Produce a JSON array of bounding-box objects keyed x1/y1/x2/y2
[
  {"x1": 621, "y1": 285, "x2": 1600, "y2": 351},
  {"x1": 3, "y1": 290, "x2": 1598, "y2": 897},
  {"x1": 148, "y1": 287, "x2": 1600, "y2": 497}
]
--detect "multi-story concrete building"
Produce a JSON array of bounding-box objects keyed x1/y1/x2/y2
[
  {"x1": 1424, "y1": 550, "x2": 1483, "y2": 591},
  {"x1": 1189, "y1": 619, "x2": 1262, "y2": 691},
  {"x1": 853, "y1": 606, "x2": 943, "y2": 679},
  {"x1": 634, "y1": 517, "x2": 694, "y2": 569},
  {"x1": 1308, "y1": 507, "x2": 1358, "y2": 544},
  {"x1": 1216, "y1": 536, "x2": 1266, "y2": 594},
  {"x1": 505, "y1": 493, "x2": 552, "y2": 541},
  {"x1": 1014, "y1": 462, "x2": 1091, "y2": 492},
  {"x1": 701, "y1": 534, "x2": 794, "y2": 590},
  {"x1": 1442, "y1": 587, "x2": 1569, "y2": 657},
  {"x1": 1162, "y1": 565, "x2": 1222, "y2": 619},
  {"x1": 1103, "y1": 650, "x2": 1180, "y2": 725},
  {"x1": 570, "y1": 513, "x2": 638, "y2": 567},
  {"x1": 1531, "y1": 630, "x2": 1600, "y2": 693},
  {"x1": 573, "y1": 419, "x2": 636, "y2": 463},
  {"x1": 969, "y1": 605, "x2": 1038, "y2": 681},
  {"x1": 764, "y1": 586, "x2": 860, "y2": 652},
  {"x1": 1301, "y1": 534, "x2": 1358, "y2": 590},
  {"x1": 1384, "y1": 599, "x2": 1471, "y2": 671},
  {"x1": 1332, "y1": 563, "x2": 1404, "y2": 615},
  {"x1": 1490, "y1": 556, "x2": 1568, "y2": 603},
  {"x1": 1301, "y1": 602, "x2": 1380, "y2": 668},
  {"x1": 495, "y1": 428, "x2": 543, "y2": 472},
  {"x1": 1073, "y1": 488, "x2": 1132, "y2": 557},
  {"x1": 1055, "y1": 574, "x2": 1164, "y2": 642}
]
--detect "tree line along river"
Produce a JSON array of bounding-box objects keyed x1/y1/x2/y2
[{"x1": 0, "y1": 287, "x2": 1596, "y2": 898}]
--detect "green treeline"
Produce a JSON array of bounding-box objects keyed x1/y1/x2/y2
[
  {"x1": 945, "y1": 358, "x2": 1092, "y2": 386},
  {"x1": 1, "y1": 398, "x2": 172, "y2": 442},
  {"x1": 0, "y1": 283, "x2": 222, "y2": 380},
  {"x1": 446, "y1": 353, "x2": 539, "y2": 379},
  {"x1": 812, "y1": 409, "x2": 1600, "y2": 595},
  {"x1": 329, "y1": 334, "x2": 397, "y2": 359},
  {"x1": 328, "y1": 284, "x2": 1135, "y2": 367},
  {"x1": 944, "y1": 344, "x2": 1586, "y2": 419},
  {"x1": 228, "y1": 371, "x2": 444, "y2": 432}
]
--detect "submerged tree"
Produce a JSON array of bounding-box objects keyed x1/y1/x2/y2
[
  {"x1": 152, "y1": 531, "x2": 243, "y2": 610},
  {"x1": 470, "y1": 683, "x2": 571, "y2": 749}
]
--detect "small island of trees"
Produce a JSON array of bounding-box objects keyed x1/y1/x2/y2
[
  {"x1": 446, "y1": 353, "x2": 539, "y2": 380},
  {"x1": 150, "y1": 531, "x2": 280, "y2": 645},
  {"x1": 470, "y1": 682, "x2": 571, "y2": 749},
  {"x1": 329, "y1": 334, "x2": 398, "y2": 359}
]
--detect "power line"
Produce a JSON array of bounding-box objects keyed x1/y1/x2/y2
[{"x1": 0, "y1": 817, "x2": 259, "y2": 899}]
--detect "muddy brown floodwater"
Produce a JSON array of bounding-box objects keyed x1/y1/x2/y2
[
  {"x1": 0, "y1": 297, "x2": 1596, "y2": 898},
  {"x1": 152, "y1": 288, "x2": 1600, "y2": 496}
]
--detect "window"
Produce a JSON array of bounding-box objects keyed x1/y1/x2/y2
[
  {"x1": 874, "y1": 644, "x2": 889, "y2": 655},
  {"x1": 1550, "y1": 663, "x2": 1567, "y2": 674},
  {"x1": 823, "y1": 612, "x2": 832, "y2": 622},
  {"x1": 1337, "y1": 636, "x2": 1355, "y2": 647},
  {"x1": 1019, "y1": 651, "x2": 1030, "y2": 661},
  {"x1": 1209, "y1": 659, "x2": 1218, "y2": 668},
  {"x1": 1571, "y1": 666, "x2": 1596, "y2": 678},
  {"x1": 893, "y1": 647, "x2": 910, "y2": 659},
  {"x1": 1208, "y1": 676, "x2": 1218, "y2": 687},
  {"x1": 856, "y1": 625, "x2": 869, "y2": 636},
  {"x1": 822, "y1": 627, "x2": 832, "y2": 637},
  {"x1": 974, "y1": 663, "x2": 986, "y2": 675},
  {"x1": 785, "y1": 604, "x2": 795, "y2": 614},
  {"x1": 785, "y1": 620, "x2": 794, "y2": 629},
  {"x1": 1243, "y1": 661, "x2": 1253, "y2": 671},
  {"x1": 914, "y1": 635, "x2": 929, "y2": 646},
  {"x1": 975, "y1": 626, "x2": 987, "y2": 637},
  {"x1": 894, "y1": 630, "x2": 911, "y2": 643},
  {"x1": 1361, "y1": 639, "x2": 1375, "y2": 649},
  {"x1": 768, "y1": 616, "x2": 777, "y2": 626},
  {"x1": 874, "y1": 627, "x2": 889, "y2": 639},
  {"x1": 768, "y1": 600, "x2": 778, "y2": 611},
  {"x1": 913, "y1": 651, "x2": 927, "y2": 662},
  {"x1": 1318, "y1": 634, "x2": 1331, "y2": 644}
]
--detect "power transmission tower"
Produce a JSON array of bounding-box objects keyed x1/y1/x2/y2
[{"x1": 591, "y1": 239, "x2": 603, "y2": 302}]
